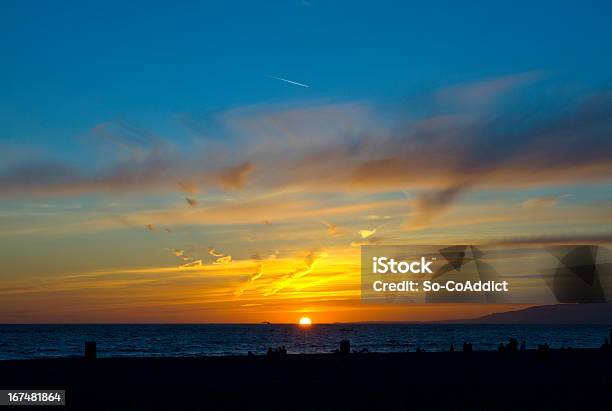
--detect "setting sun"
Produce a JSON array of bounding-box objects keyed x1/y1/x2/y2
[{"x1": 299, "y1": 317, "x2": 312, "y2": 326}]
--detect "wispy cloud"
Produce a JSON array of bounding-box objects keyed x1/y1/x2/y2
[
  {"x1": 213, "y1": 255, "x2": 232, "y2": 264},
  {"x1": 2, "y1": 75, "x2": 612, "y2": 231},
  {"x1": 265, "y1": 250, "x2": 327, "y2": 295},
  {"x1": 366, "y1": 215, "x2": 390, "y2": 221},
  {"x1": 358, "y1": 228, "x2": 376, "y2": 238},
  {"x1": 434, "y1": 72, "x2": 544, "y2": 104},
  {"x1": 207, "y1": 247, "x2": 224, "y2": 257},
  {"x1": 406, "y1": 184, "x2": 469, "y2": 230},
  {"x1": 521, "y1": 194, "x2": 571, "y2": 210},
  {"x1": 235, "y1": 264, "x2": 264, "y2": 296},
  {"x1": 214, "y1": 161, "x2": 254, "y2": 190},
  {"x1": 178, "y1": 181, "x2": 199, "y2": 195},
  {"x1": 180, "y1": 259, "x2": 203, "y2": 268},
  {"x1": 351, "y1": 237, "x2": 383, "y2": 247},
  {"x1": 322, "y1": 221, "x2": 339, "y2": 236},
  {"x1": 208, "y1": 247, "x2": 232, "y2": 264}
]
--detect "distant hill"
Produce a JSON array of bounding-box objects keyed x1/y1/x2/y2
[{"x1": 451, "y1": 304, "x2": 612, "y2": 324}]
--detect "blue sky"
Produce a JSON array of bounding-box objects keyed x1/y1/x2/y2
[{"x1": 2, "y1": 0, "x2": 612, "y2": 153}]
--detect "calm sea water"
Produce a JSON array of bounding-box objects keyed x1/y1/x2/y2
[{"x1": 0, "y1": 324, "x2": 610, "y2": 360}]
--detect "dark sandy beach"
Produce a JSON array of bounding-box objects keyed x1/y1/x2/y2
[{"x1": 1, "y1": 349, "x2": 612, "y2": 410}]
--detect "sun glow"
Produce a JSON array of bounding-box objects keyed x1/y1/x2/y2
[{"x1": 299, "y1": 317, "x2": 312, "y2": 326}]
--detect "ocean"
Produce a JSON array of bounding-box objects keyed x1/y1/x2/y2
[{"x1": 0, "y1": 324, "x2": 610, "y2": 360}]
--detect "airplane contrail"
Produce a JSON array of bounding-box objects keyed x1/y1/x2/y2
[{"x1": 269, "y1": 75, "x2": 310, "y2": 88}]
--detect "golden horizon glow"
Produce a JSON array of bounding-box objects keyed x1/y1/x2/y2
[
  {"x1": 3, "y1": 28, "x2": 612, "y2": 327},
  {"x1": 0, "y1": 243, "x2": 548, "y2": 323},
  {"x1": 299, "y1": 317, "x2": 312, "y2": 326}
]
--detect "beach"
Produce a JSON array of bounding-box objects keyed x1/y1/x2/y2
[{"x1": 1, "y1": 349, "x2": 611, "y2": 410}]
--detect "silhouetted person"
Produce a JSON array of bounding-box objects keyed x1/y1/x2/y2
[
  {"x1": 267, "y1": 346, "x2": 288, "y2": 357},
  {"x1": 449, "y1": 343, "x2": 454, "y2": 352},
  {"x1": 537, "y1": 343, "x2": 550, "y2": 359},
  {"x1": 520, "y1": 340, "x2": 526, "y2": 351},
  {"x1": 498, "y1": 343, "x2": 505, "y2": 352},
  {"x1": 538, "y1": 343, "x2": 550, "y2": 351},
  {"x1": 507, "y1": 338, "x2": 518, "y2": 352},
  {"x1": 462, "y1": 342, "x2": 472, "y2": 352},
  {"x1": 339, "y1": 340, "x2": 350, "y2": 354}
]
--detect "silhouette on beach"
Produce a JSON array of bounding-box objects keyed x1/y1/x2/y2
[{"x1": 2, "y1": 331, "x2": 612, "y2": 410}]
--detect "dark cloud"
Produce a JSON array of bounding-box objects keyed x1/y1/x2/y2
[
  {"x1": 408, "y1": 184, "x2": 470, "y2": 229},
  {"x1": 215, "y1": 161, "x2": 254, "y2": 190},
  {"x1": 490, "y1": 234, "x2": 612, "y2": 246},
  {"x1": 0, "y1": 162, "x2": 77, "y2": 191}
]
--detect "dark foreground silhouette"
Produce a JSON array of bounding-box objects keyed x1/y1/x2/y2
[{"x1": 1, "y1": 349, "x2": 612, "y2": 410}]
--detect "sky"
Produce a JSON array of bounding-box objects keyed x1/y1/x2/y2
[{"x1": 1, "y1": 0, "x2": 612, "y2": 323}]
